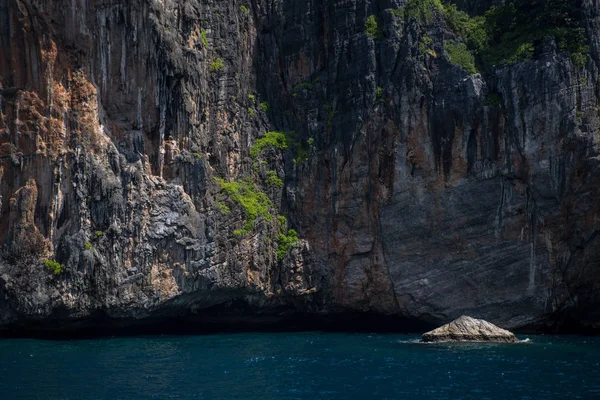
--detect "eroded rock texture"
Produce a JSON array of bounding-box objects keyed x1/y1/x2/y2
[{"x1": 0, "y1": 0, "x2": 599, "y2": 334}]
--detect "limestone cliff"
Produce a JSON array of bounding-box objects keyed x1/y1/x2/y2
[{"x1": 1, "y1": 0, "x2": 599, "y2": 334}]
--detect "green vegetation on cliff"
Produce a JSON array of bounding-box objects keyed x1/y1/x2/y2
[
  {"x1": 398, "y1": 0, "x2": 589, "y2": 70},
  {"x1": 201, "y1": 28, "x2": 208, "y2": 48},
  {"x1": 215, "y1": 201, "x2": 231, "y2": 214},
  {"x1": 365, "y1": 15, "x2": 384, "y2": 40},
  {"x1": 446, "y1": 42, "x2": 477, "y2": 74},
  {"x1": 401, "y1": 0, "x2": 444, "y2": 23},
  {"x1": 44, "y1": 260, "x2": 63, "y2": 275},
  {"x1": 277, "y1": 229, "x2": 299, "y2": 261},
  {"x1": 275, "y1": 216, "x2": 299, "y2": 261},
  {"x1": 251, "y1": 131, "x2": 290, "y2": 159},
  {"x1": 250, "y1": 131, "x2": 308, "y2": 164},
  {"x1": 215, "y1": 178, "x2": 272, "y2": 237},
  {"x1": 265, "y1": 170, "x2": 283, "y2": 188},
  {"x1": 210, "y1": 58, "x2": 225, "y2": 72},
  {"x1": 485, "y1": 0, "x2": 588, "y2": 66},
  {"x1": 442, "y1": 5, "x2": 486, "y2": 51}
]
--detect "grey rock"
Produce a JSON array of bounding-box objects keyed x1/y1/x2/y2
[{"x1": 421, "y1": 316, "x2": 519, "y2": 343}]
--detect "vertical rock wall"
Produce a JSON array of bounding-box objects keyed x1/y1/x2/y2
[{"x1": 0, "y1": 0, "x2": 599, "y2": 332}]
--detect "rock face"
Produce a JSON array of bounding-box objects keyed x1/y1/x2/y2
[
  {"x1": 421, "y1": 316, "x2": 519, "y2": 343},
  {"x1": 0, "y1": 0, "x2": 599, "y2": 334}
]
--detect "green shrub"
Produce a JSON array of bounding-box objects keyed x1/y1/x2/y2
[
  {"x1": 402, "y1": 0, "x2": 444, "y2": 24},
  {"x1": 95, "y1": 231, "x2": 104, "y2": 238},
  {"x1": 201, "y1": 28, "x2": 208, "y2": 48},
  {"x1": 193, "y1": 152, "x2": 202, "y2": 160},
  {"x1": 84, "y1": 242, "x2": 92, "y2": 251},
  {"x1": 365, "y1": 15, "x2": 384, "y2": 40},
  {"x1": 265, "y1": 170, "x2": 283, "y2": 188},
  {"x1": 278, "y1": 215, "x2": 287, "y2": 230},
  {"x1": 293, "y1": 146, "x2": 309, "y2": 164},
  {"x1": 419, "y1": 36, "x2": 434, "y2": 54},
  {"x1": 390, "y1": 8, "x2": 404, "y2": 18},
  {"x1": 248, "y1": 93, "x2": 255, "y2": 102},
  {"x1": 277, "y1": 229, "x2": 299, "y2": 261},
  {"x1": 248, "y1": 107, "x2": 255, "y2": 117},
  {"x1": 215, "y1": 177, "x2": 272, "y2": 236},
  {"x1": 400, "y1": 0, "x2": 591, "y2": 70},
  {"x1": 210, "y1": 58, "x2": 225, "y2": 72},
  {"x1": 250, "y1": 131, "x2": 309, "y2": 164},
  {"x1": 216, "y1": 201, "x2": 231, "y2": 214},
  {"x1": 250, "y1": 131, "x2": 290, "y2": 159},
  {"x1": 481, "y1": 0, "x2": 588, "y2": 66},
  {"x1": 240, "y1": 5, "x2": 249, "y2": 13},
  {"x1": 44, "y1": 259, "x2": 63, "y2": 275},
  {"x1": 376, "y1": 87, "x2": 385, "y2": 103},
  {"x1": 446, "y1": 42, "x2": 477, "y2": 74},
  {"x1": 442, "y1": 3, "x2": 487, "y2": 54},
  {"x1": 572, "y1": 51, "x2": 588, "y2": 68},
  {"x1": 502, "y1": 42, "x2": 534, "y2": 64},
  {"x1": 260, "y1": 102, "x2": 269, "y2": 112}
]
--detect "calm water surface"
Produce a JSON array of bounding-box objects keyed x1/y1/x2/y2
[{"x1": 0, "y1": 333, "x2": 598, "y2": 399}]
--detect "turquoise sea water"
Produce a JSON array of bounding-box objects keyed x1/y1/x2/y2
[{"x1": 0, "y1": 332, "x2": 599, "y2": 399}]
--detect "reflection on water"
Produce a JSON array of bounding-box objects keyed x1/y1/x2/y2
[{"x1": 0, "y1": 333, "x2": 599, "y2": 399}]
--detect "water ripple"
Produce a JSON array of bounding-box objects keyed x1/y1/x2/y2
[{"x1": 0, "y1": 334, "x2": 598, "y2": 399}]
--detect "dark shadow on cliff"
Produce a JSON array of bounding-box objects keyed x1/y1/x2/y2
[
  {"x1": 0, "y1": 303, "x2": 437, "y2": 340},
  {"x1": 3, "y1": 297, "x2": 600, "y2": 340},
  {"x1": 2, "y1": 311, "x2": 599, "y2": 341}
]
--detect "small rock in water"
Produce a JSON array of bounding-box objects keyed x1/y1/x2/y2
[{"x1": 421, "y1": 316, "x2": 519, "y2": 343}]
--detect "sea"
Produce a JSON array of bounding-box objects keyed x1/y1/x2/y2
[{"x1": 0, "y1": 332, "x2": 598, "y2": 399}]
